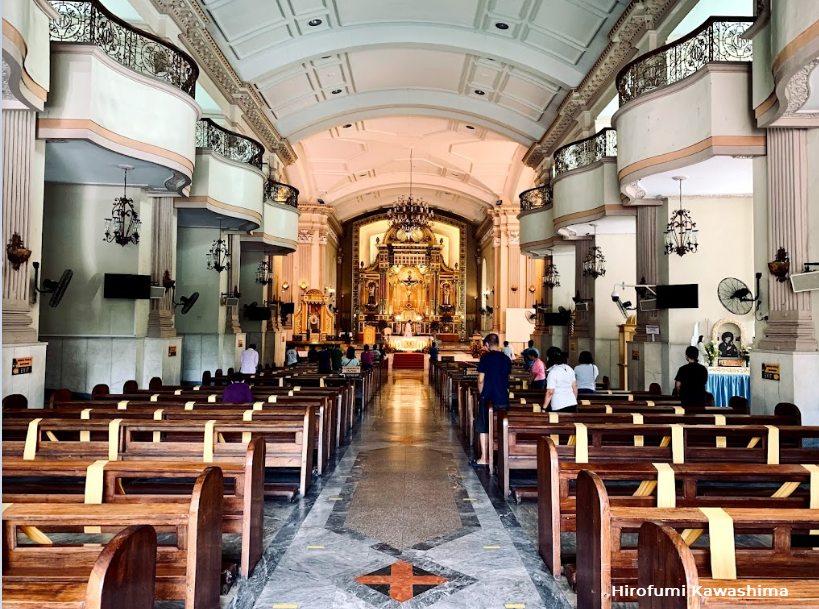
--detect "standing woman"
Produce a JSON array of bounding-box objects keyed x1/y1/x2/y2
[
  {"x1": 527, "y1": 351, "x2": 546, "y2": 389},
  {"x1": 574, "y1": 351, "x2": 599, "y2": 394},
  {"x1": 542, "y1": 349, "x2": 578, "y2": 413}
]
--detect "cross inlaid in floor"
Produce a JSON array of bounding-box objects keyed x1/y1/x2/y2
[{"x1": 355, "y1": 560, "x2": 447, "y2": 602}]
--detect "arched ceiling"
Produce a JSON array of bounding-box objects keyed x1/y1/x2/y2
[{"x1": 197, "y1": 0, "x2": 631, "y2": 221}]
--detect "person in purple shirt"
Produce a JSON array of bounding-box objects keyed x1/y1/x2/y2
[{"x1": 222, "y1": 372, "x2": 254, "y2": 404}]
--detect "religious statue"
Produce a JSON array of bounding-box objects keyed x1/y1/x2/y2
[
  {"x1": 442, "y1": 283, "x2": 451, "y2": 306},
  {"x1": 404, "y1": 321, "x2": 413, "y2": 337},
  {"x1": 718, "y1": 332, "x2": 739, "y2": 358},
  {"x1": 367, "y1": 282, "x2": 377, "y2": 305}
]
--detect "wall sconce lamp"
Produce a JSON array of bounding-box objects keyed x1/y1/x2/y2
[
  {"x1": 511, "y1": 285, "x2": 518, "y2": 292},
  {"x1": 6, "y1": 232, "x2": 31, "y2": 270},
  {"x1": 299, "y1": 280, "x2": 309, "y2": 290},
  {"x1": 528, "y1": 285, "x2": 536, "y2": 293},
  {"x1": 768, "y1": 247, "x2": 790, "y2": 282}
]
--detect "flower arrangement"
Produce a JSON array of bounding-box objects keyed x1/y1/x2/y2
[{"x1": 703, "y1": 341, "x2": 718, "y2": 366}]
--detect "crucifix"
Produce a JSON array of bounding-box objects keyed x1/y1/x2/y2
[{"x1": 399, "y1": 271, "x2": 422, "y2": 309}]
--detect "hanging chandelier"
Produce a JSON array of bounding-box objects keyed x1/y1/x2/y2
[
  {"x1": 255, "y1": 259, "x2": 273, "y2": 285},
  {"x1": 664, "y1": 176, "x2": 698, "y2": 257},
  {"x1": 103, "y1": 165, "x2": 141, "y2": 247},
  {"x1": 582, "y1": 245, "x2": 606, "y2": 279},
  {"x1": 543, "y1": 261, "x2": 561, "y2": 288},
  {"x1": 387, "y1": 149, "x2": 434, "y2": 237},
  {"x1": 207, "y1": 222, "x2": 230, "y2": 273}
]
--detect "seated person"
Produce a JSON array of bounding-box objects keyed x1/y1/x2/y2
[
  {"x1": 307, "y1": 345, "x2": 319, "y2": 363},
  {"x1": 361, "y1": 344, "x2": 374, "y2": 370},
  {"x1": 317, "y1": 344, "x2": 333, "y2": 373},
  {"x1": 285, "y1": 343, "x2": 299, "y2": 367},
  {"x1": 429, "y1": 341, "x2": 439, "y2": 362},
  {"x1": 342, "y1": 346, "x2": 359, "y2": 367},
  {"x1": 222, "y1": 372, "x2": 253, "y2": 404}
]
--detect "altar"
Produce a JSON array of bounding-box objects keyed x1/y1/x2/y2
[
  {"x1": 706, "y1": 366, "x2": 751, "y2": 407},
  {"x1": 390, "y1": 335, "x2": 433, "y2": 352}
]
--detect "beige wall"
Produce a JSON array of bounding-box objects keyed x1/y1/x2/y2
[{"x1": 175, "y1": 227, "x2": 227, "y2": 335}]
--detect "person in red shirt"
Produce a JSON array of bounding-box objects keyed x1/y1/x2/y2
[{"x1": 527, "y1": 351, "x2": 546, "y2": 389}]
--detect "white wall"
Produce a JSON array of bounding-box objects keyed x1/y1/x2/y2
[{"x1": 175, "y1": 227, "x2": 226, "y2": 335}]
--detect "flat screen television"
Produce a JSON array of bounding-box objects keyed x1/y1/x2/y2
[
  {"x1": 655, "y1": 284, "x2": 698, "y2": 309},
  {"x1": 103, "y1": 274, "x2": 152, "y2": 299}
]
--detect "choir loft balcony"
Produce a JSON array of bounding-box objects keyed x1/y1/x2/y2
[
  {"x1": 518, "y1": 184, "x2": 559, "y2": 257},
  {"x1": 612, "y1": 17, "x2": 764, "y2": 201},
  {"x1": 38, "y1": 0, "x2": 201, "y2": 194},
  {"x1": 241, "y1": 180, "x2": 300, "y2": 256},
  {"x1": 551, "y1": 128, "x2": 630, "y2": 232},
  {"x1": 3, "y1": 0, "x2": 58, "y2": 110},
  {"x1": 175, "y1": 119, "x2": 267, "y2": 232}
]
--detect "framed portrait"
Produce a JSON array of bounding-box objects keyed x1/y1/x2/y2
[{"x1": 711, "y1": 318, "x2": 746, "y2": 366}]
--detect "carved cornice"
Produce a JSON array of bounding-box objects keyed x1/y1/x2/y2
[
  {"x1": 151, "y1": 0, "x2": 296, "y2": 165},
  {"x1": 783, "y1": 57, "x2": 819, "y2": 119},
  {"x1": 523, "y1": 0, "x2": 682, "y2": 169}
]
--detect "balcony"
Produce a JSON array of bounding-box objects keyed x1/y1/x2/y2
[
  {"x1": 3, "y1": 0, "x2": 58, "y2": 110},
  {"x1": 39, "y1": 0, "x2": 201, "y2": 193},
  {"x1": 551, "y1": 128, "x2": 628, "y2": 230},
  {"x1": 612, "y1": 18, "x2": 763, "y2": 195},
  {"x1": 241, "y1": 180, "x2": 300, "y2": 255},
  {"x1": 176, "y1": 120, "x2": 267, "y2": 231},
  {"x1": 518, "y1": 185, "x2": 557, "y2": 255}
]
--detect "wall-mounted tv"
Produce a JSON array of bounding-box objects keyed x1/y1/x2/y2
[
  {"x1": 103, "y1": 274, "x2": 152, "y2": 299},
  {"x1": 655, "y1": 284, "x2": 698, "y2": 309}
]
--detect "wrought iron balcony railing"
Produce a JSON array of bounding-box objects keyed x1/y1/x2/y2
[
  {"x1": 617, "y1": 17, "x2": 753, "y2": 106},
  {"x1": 196, "y1": 119, "x2": 264, "y2": 169},
  {"x1": 519, "y1": 184, "x2": 553, "y2": 212},
  {"x1": 264, "y1": 180, "x2": 299, "y2": 209},
  {"x1": 553, "y1": 128, "x2": 617, "y2": 178},
  {"x1": 49, "y1": 0, "x2": 198, "y2": 96}
]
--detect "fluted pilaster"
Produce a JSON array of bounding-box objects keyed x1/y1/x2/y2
[
  {"x1": 147, "y1": 197, "x2": 177, "y2": 338},
  {"x1": 633, "y1": 205, "x2": 662, "y2": 342},
  {"x1": 758, "y1": 128, "x2": 818, "y2": 351},
  {"x1": 2, "y1": 110, "x2": 37, "y2": 343},
  {"x1": 225, "y1": 234, "x2": 242, "y2": 334}
]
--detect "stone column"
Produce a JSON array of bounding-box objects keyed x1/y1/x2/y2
[
  {"x1": 147, "y1": 197, "x2": 176, "y2": 338},
  {"x1": 633, "y1": 205, "x2": 661, "y2": 342},
  {"x1": 2, "y1": 110, "x2": 37, "y2": 343},
  {"x1": 757, "y1": 128, "x2": 818, "y2": 351},
  {"x1": 492, "y1": 230, "x2": 504, "y2": 333},
  {"x1": 507, "y1": 229, "x2": 521, "y2": 308},
  {"x1": 225, "y1": 234, "x2": 241, "y2": 334}
]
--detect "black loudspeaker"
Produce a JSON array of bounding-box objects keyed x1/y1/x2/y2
[{"x1": 280, "y1": 302, "x2": 295, "y2": 316}]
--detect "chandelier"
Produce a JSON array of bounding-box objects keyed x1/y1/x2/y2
[
  {"x1": 103, "y1": 165, "x2": 141, "y2": 246},
  {"x1": 543, "y1": 261, "x2": 561, "y2": 288},
  {"x1": 664, "y1": 176, "x2": 698, "y2": 257},
  {"x1": 387, "y1": 149, "x2": 434, "y2": 236},
  {"x1": 255, "y1": 259, "x2": 273, "y2": 285},
  {"x1": 582, "y1": 246, "x2": 606, "y2": 279},
  {"x1": 207, "y1": 223, "x2": 230, "y2": 273}
]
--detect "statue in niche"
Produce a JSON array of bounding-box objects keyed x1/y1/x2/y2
[
  {"x1": 442, "y1": 283, "x2": 451, "y2": 306},
  {"x1": 367, "y1": 282, "x2": 377, "y2": 306}
]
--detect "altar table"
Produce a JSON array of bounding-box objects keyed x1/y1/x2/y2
[
  {"x1": 389, "y1": 336, "x2": 433, "y2": 352},
  {"x1": 706, "y1": 367, "x2": 751, "y2": 407}
]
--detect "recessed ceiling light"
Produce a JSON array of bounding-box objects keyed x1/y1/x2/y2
[
  {"x1": 343, "y1": 124, "x2": 352, "y2": 128},
  {"x1": 475, "y1": 90, "x2": 486, "y2": 96},
  {"x1": 331, "y1": 89, "x2": 342, "y2": 94},
  {"x1": 465, "y1": 125, "x2": 475, "y2": 130},
  {"x1": 495, "y1": 22, "x2": 509, "y2": 30},
  {"x1": 308, "y1": 18, "x2": 322, "y2": 26},
  {"x1": 321, "y1": 55, "x2": 331, "y2": 59}
]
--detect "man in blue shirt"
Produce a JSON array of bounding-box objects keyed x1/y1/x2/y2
[
  {"x1": 523, "y1": 339, "x2": 540, "y2": 370},
  {"x1": 474, "y1": 333, "x2": 511, "y2": 467},
  {"x1": 429, "y1": 341, "x2": 439, "y2": 362}
]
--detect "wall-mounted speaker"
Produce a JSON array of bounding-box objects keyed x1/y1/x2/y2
[{"x1": 790, "y1": 270, "x2": 819, "y2": 293}]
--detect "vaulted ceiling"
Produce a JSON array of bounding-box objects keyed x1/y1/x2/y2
[{"x1": 197, "y1": 0, "x2": 631, "y2": 222}]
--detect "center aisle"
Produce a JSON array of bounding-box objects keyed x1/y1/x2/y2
[{"x1": 253, "y1": 369, "x2": 572, "y2": 609}]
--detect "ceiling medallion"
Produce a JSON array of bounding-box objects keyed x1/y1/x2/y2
[
  {"x1": 103, "y1": 165, "x2": 141, "y2": 247},
  {"x1": 664, "y1": 176, "x2": 698, "y2": 257},
  {"x1": 387, "y1": 149, "x2": 434, "y2": 242}
]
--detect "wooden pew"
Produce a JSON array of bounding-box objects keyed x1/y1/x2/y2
[
  {"x1": 638, "y1": 521, "x2": 819, "y2": 608},
  {"x1": 497, "y1": 409, "x2": 814, "y2": 498},
  {"x1": 3, "y1": 414, "x2": 314, "y2": 497},
  {"x1": 2, "y1": 467, "x2": 223, "y2": 609},
  {"x1": 2, "y1": 524, "x2": 157, "y2": 609},
  {"x1": 3, "y1": 437, "x2": 264, "y2": 577},
  {"x1": 576, "y1": 469, "x2": 819, "y2": 608},
  {"x1": 537, "y1": 436, "x2": 816, "y2": 579}
]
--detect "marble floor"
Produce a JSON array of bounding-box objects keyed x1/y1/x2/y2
[{"x1": 252, "y1": 369, "x2": 574, "y2": 609}]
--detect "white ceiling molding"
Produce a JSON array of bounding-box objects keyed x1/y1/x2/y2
[{"x1": 275, "y1": 89, "x2": 549, "y2": 143}]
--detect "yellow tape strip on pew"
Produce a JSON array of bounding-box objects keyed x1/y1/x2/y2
[
  {"x1": 23, "y1": 418, "x2": 43, "y2": 460},
  {"x1": 118, "y1": 400, "x2": 128, "y2": 410},
  {"x1": 108, "y1": 419, "x2": 123, "y2": 461},
  {"x1": 193, "y1": 385, "x2": 200, "y2": 391},
  {"x1": 203, "y1": 420, "x2": 216, "y2": 463},
  {"x1": 208, "y1": 394, "x2": 217, "y2": 403},
  {"x1": 84, "y1": 460, "x2": 108, "y2": 533},
  {"x1": 671, "y1": 424, "x2": 684, "y2": 464},
  {"x1": 714, "y1": 414, "x2": 727, "y2": 448},
  {"x1": 549, "y1": 412, "x2": 559, "y2": 444},
  {"x1": 268, "y1": 395, "x2": 277, "y2": 403},
  {"x1": 242, "y1": 410, "x2": 253, "y2": 443},
  {"x1": 632, "y1": 414, "x2": 644, "y2": 447},
  {"x1": 573, "y1": 423, "x2": 588, "y2": 463},
  {"x1": 699, "y1": 507, "x2": 737, "y2": 580},
  {"x1": 175, "y1": 389, "x2": 183, "y2": 395},
  {"x1": 185, "y1": 401, "x2": 195, "y2": 410},
  {"x1": 254, "y1": 401, "x2": 264, "y2": 410},
  {"x1": 153, "y1": 409, "x2": 163, "y2": 442},
  {"x1": 80, "y1": 408, "x2": 92, "y2": 442},
  {"x1": 150, "y1": 394, "x2": 160, "y2": 402},
  {"x1": 765, "y1": 426, "x2": 779, "y2": 464}
]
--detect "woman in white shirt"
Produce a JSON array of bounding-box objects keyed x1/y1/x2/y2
[
  {"x1": 574, "y1": 351, "x2": 599, "y2": 394},
  {"x1": 542, "y1": 348, "x2": 578, "y2": 412},
  {"x1": 341, "y1": 346, "x2": 360, "y2": 367}
]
